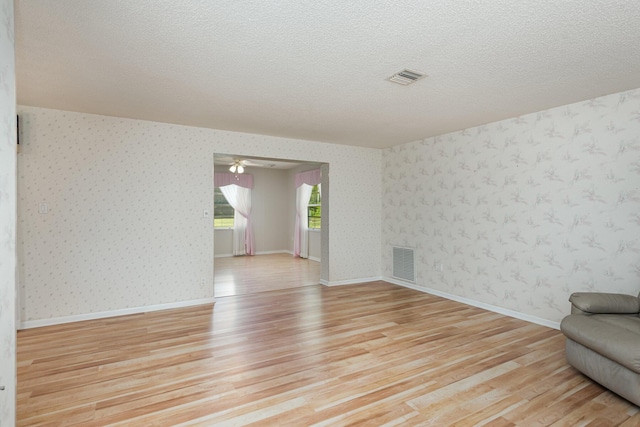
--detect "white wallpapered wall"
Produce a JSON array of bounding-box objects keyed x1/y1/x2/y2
[
  {"x1": 0, "y1": 0, "x2": 16, "y2": 422},
  {"x1": 382, "y1": 88, "x2": 640, "y2": 323},
  {"x1": 17, "y1": 106, "x2": 381, "y2": 322}
]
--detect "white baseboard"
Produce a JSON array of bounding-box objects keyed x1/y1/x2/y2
[
  {"x1": 20, "y1": 297, "x2": 216, "y2": 329},
  {"x1": 214, "y1": 253, "x2": 234, "y2": 258},
  {"x1": 215, "y1": 250, "x2": 291, "y2": 258},
  {"x1": 383, "y1": 277, "x2": 560, "y2": 330},
  {"x1": 322, "y1": 276, "x2": 383, "y2": 287},
  {"x1": 255, "y1": 250, "x2": 290, "y2": 256},
  {"x1": 308, "y1": 256, "x2": 321, "y2": 263}
]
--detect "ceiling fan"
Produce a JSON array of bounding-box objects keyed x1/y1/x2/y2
[
  {"x1": 228, "y1": 158, "x2": 263, "y2": 174},
  {"x1": 228, "y1": 160, "x2": 244, "y2": 174}
]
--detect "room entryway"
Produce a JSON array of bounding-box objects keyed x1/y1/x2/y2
[{"x1": 212, "y1": 154, "x2": 329, "y2": 299}]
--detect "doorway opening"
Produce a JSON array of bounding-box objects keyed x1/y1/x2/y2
[{"x1": 213, "y1": 154, "x2": 329, "y2": 298}]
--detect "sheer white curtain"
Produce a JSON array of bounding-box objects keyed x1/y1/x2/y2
[
  {"x1": 294, "y1": 184, "x2": 313, "y2": 258},
  {"x1": 219, "y1": 184, "x2": 255, "y2": 256},
  {"x1": 293, "y1": 169, "x2": 321, "y2": 258}
]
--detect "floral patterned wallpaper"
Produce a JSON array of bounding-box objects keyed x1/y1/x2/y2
[
  {"x1": 17, "y1": 107, "x2": 381, "y2": 323},
  {"x1": 382, "y1": 88, "x2": 640, "y2": 324},
  {"x1": 0, "y1": 0, "x2": 16, "y2": 422},
  {"x1": 19, "y1": 78, "x2": 639, "y2": 330}
]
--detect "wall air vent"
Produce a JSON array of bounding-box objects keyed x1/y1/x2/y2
[
  {"x1": 392, "y1": 246, "x2": 415, "y2": 282},
  {"x1": 387, "y1": 69, "x2": 426, "y2": 86}
]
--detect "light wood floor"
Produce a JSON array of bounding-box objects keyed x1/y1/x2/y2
[
  {"x1": 17, "y1": 281, "x2": 640, "y2": 426},
  {"x1": 214, "y1": 253, "x2": 320, "y2": 297}
]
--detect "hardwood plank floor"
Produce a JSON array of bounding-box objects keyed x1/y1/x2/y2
[
  {"x1": 214, "y1": 253, "x2": 320, "y2": 297},
  {"x1": 17, "y1": 282, "x2": 639, "y2": 426}
]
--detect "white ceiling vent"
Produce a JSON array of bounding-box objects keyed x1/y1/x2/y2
[{"x1": 387, "y1": 69, "x2": 426, "y2": 86}]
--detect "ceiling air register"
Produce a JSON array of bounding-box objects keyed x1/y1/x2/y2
[{"x1": 387, "y1": 69, "x2": 426, "y2": 86}]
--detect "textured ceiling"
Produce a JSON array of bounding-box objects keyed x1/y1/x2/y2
[{"x1": 15, "y1": 1, "x2": 640, "y2": 149}]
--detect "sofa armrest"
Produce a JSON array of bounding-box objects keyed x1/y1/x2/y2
[{"x1": 569, "y1": 292, "x2": 640, "y2": 315}]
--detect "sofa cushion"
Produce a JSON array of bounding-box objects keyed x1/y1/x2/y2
[
  {"x1": 560, "y1": 314, "x2": 640, "y2": 374},
  {"x1": 569, "y1": 292, "x2": 640, "y2": 314}
]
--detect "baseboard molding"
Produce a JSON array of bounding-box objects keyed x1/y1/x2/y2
[
  {"x1": 215, "y1": 250, "x2": 291, "y2": 259},
  {"x1": 20, "y1": 297, "x2": 216, "y2": 329},
  {"x1": 255, "y1": 250, "x2": 290, "y2": 256},
  {"x1": 323, "y1": 276, "x2": 383, "y2": 287},
  {"x1": 383, "y1": 277, "x2": 561, "y2": 330},
  {"x1": 287, "y1": 252, "x2": 319, "y2": 262},
  {"x1": 214, "y1": 254, "x2": 234, "y2": 258}
]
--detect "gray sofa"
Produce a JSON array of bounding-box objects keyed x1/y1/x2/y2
[{"x1": 560, "y1": 292, "x2": 640, "y2": 406}]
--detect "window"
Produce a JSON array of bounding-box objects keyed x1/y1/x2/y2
[
  {"x1": 308, "y1": 184, "x2": 321, "y2": 229},
  {"x1": 214, "y1": 187, "x2": 234, "y2": 228}
]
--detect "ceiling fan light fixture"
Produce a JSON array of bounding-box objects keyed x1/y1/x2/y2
[{"x1": 229, "y1": 160, "x2": 245, "y2": 174}]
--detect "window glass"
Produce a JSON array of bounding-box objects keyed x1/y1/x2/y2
[
  {"x1": 308, "y1": 184, "x2": 321, "y2": 229},
  {"x1": 214, "y1": 187, "x2": 234, "y2": 228}
]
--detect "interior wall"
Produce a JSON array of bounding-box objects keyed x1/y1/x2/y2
[
  {"x1": 214, "y1": 166, "x2": 290, "y2": 256},
  {"x1": 214, "y1": 163, "x2": 322, "y2": 267},
  {"x1": 308, "y1": 231, "x2": 321, "y2": 261},
  {"x1": 249, "y1": 166, "x2": 290, "y2": 254},
  {"x1": 0, "y1": 0, "x2": 17, "y2": 422},
  {"x1": 382, "y1": 88, "x2": 640, "y2": 324},
  {"x1": 215, "y1": 163, "x2": 324, "y2": 259},
  {"x1": 213, "y1": 229, "x2": 233, "y2": 257},
  {"x1": 320, "y1": 163, "x2": 330, "y2": 282},
  {"x1": 17, "y1": 106, "x2": 381, "y2": 324}
]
